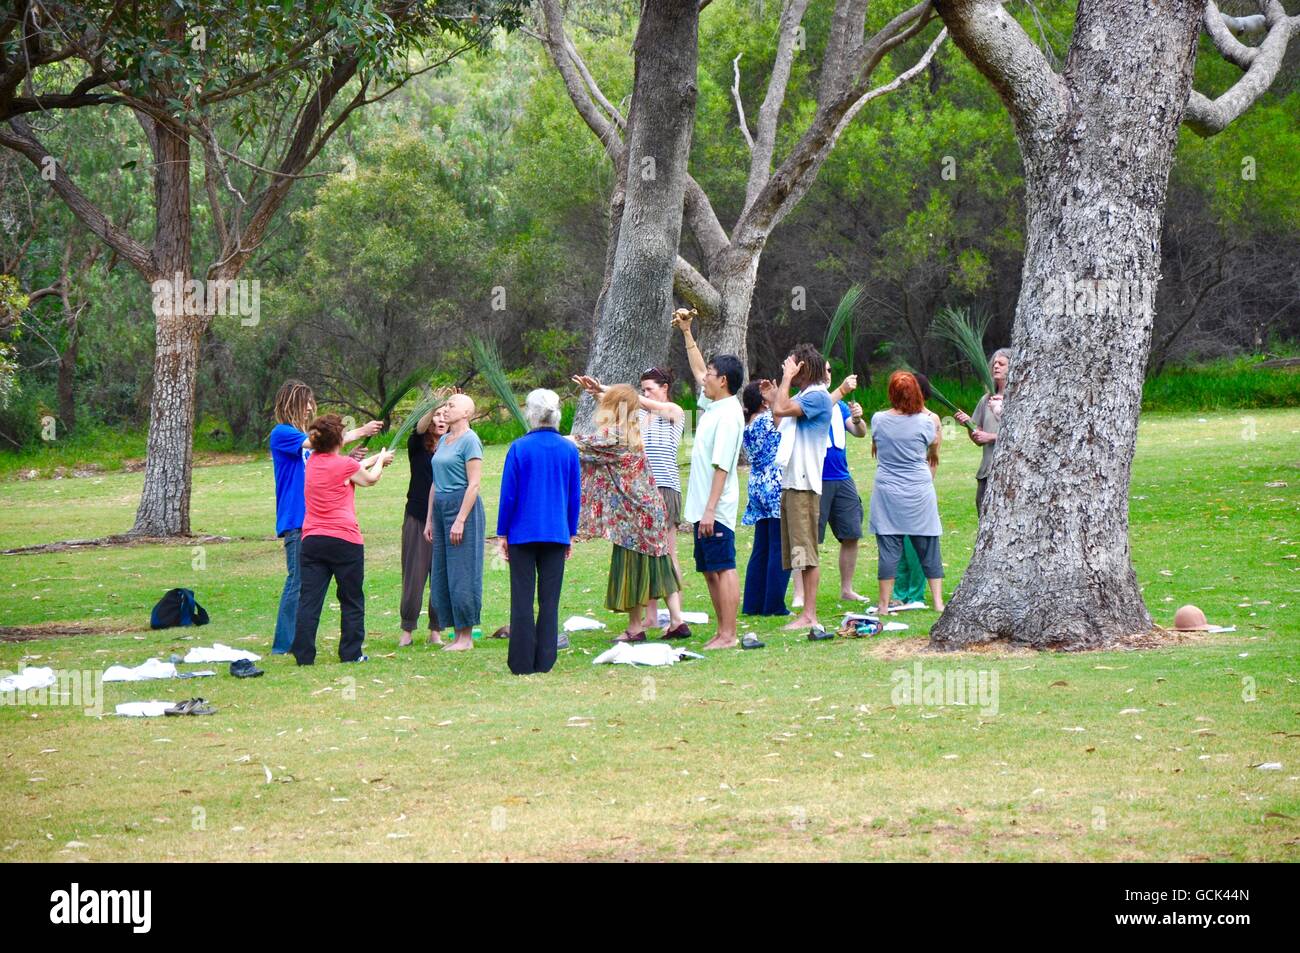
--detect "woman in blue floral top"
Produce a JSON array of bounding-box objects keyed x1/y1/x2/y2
[{"x1": 741, "y1": 381, "x2": 791, "y2": 615}]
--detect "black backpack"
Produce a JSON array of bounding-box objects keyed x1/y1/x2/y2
[{"x1": 150, "y1": 588, "x2": 211, "y2": 629}]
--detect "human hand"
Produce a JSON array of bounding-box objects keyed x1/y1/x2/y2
[
  {"x1": 840, "y1": 374, "x2": 858, "y2": 393},
  {"x1": 359, "y1": 420, "x2": 383, "y2": 437},
  {"x1": 499, "y1": 538, "x2": 509, "y2": 562},
  {"x1": 671, "y1": 309, "x2": 695, "y2": 335},
  {"x1": 697, "y1": 509, "x2": 716, "y2": 540},
  {"x1": 423, "y1": 521, "x2": 433, "y2": 543},
  {"x1": 379, "y1": 450, "x2": 395, "y2": 467},
  {"x1": 349, "y1": 447, "x2": 367, "y2": 461},
  {"x1": 781, "y1": 354, "x2": 802, "y2": 382},
  {"x1": 849, "y1": 401, "x2": 863, "y2": 420},
  {"x1": 450, "y1": 518, "x2": 465, "y2": 545},
  {"x1": 954, "y1": 410, "x2": 970, "y2": 425}
]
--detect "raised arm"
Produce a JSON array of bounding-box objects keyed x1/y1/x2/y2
[
  {"x1": 770, "y1": 354, "x2": 806, "y2": 419},
  {"x1": 673, "y1": 308, "x2": 708, "y2": 390},
  {"x1": 350, "y1": 449, "x2": 393, "y2": 487}
]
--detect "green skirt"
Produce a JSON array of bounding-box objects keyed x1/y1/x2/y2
[
  {"x1": 893, "y1": 536, "x2": 927, "y2": 604},
  {"x1": 606, "y1": 544, "x2": 681, "y2": 612}
]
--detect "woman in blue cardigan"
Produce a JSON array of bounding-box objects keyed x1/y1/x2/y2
[{"x1": 497, "y1": 389, "x2": 582, "y2": 675}]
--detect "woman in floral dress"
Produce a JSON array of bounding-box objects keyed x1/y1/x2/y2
[
  {"x1": 740, "y1": 381, "x2": 790, "y2": 616},
  {"x1": 572, "y1": 384, "x2": 680, "y2": 643}
]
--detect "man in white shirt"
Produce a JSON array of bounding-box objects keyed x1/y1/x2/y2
[{"x1": 675, "y1": 310, "x2": 754, "y2": 650}]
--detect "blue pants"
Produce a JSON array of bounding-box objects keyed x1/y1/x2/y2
[
  {"x1": 742, "y1": 517, "x2": 791, "y2": 616},
  {"x1": 272, "y1": 528, "x2": 301, "y2": 654},
  {"x1": 429, "y1": 490, "x2": 485, "y2": 631}
]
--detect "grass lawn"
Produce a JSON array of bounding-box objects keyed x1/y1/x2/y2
[{"x1": 1, "y1": 409, "x2": 1297, "y2": 861}]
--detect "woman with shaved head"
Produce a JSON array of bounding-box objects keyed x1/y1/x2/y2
[{"x1": 424, "y1": 393, "x2": 485, "y2": 651}]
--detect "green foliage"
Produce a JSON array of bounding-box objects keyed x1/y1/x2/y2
[
  {"x1": 471, "y1": 336, "x2": 528, "y2": 431},
  {"x1": 930, "y1": 306, "x2": 995, "y2": 395}
]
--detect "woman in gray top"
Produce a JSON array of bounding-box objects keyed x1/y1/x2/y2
[
  {"x1": 955, "y1": 348, "x2": 1011, "y2": 515},
  {"x1": 868, "y1": 371, "x2": 944, "y2": 614}
]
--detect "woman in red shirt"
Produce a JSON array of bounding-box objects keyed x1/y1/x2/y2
[{"x1": 291, "y1": 414, "x2": 393, "y2": 665}]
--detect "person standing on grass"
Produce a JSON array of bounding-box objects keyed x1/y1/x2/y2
[
  {"x1": 869, "y1": 372, "x2": 945, "y2": 615},
  {"x1": 572, "y1": 384, "x2": 679, "y2": 643},
  {"x1": 399, "y1": 402, "x2": 447, "y2": 647},
  {"x1": 954, "y1": 348, "x2": 1011, "y2": 516},
  {"x1": 740, "y1": 380, "x2": 790, "y2": 617},
  {"x1": 497, "y1": 389, "x2": 581, "y2": 675},
  {"x1": 675, "y1": 310, "x2": 749, "y2": 650},
  {"x1": 767, "y1": 343, "x2": 834, "y2": 637},
  {"x1": 269, "y1": 380, "x2": 380, "y2": 656},
  {"x1": 793, "y1": 363, "x2": 867, "y2": 607},
  {"x1": 893, "y1": 372, "x2": 943, "y2": 607},
  {"x1": 291, "y1": 414, "x2": 393, "y2": 666},
  {"x1": 571, "y1": 367, "x2": 692, "y2": 640},
  {"x1": 424, "y1": 394, "x2": 485, "y2": 652}
]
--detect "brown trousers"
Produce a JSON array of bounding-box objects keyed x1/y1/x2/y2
[{"x1": 400, "y1": 512, "x2": 440, "y2": 632}]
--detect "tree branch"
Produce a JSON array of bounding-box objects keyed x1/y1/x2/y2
[
  {"x1": 731, "y1": 53, "x2": 755, "y2": 151},
  {"x1": 932, "y1": 0, "x2": 1067, "y2": 147},
  {"x1": 1185, "y1": 0, "x2": 1297, "y2": 136},
  {"x1": 673, "y1": 255, "x2": 722, "y2": 319},
  {"x1": 0, "y1": 116, "x2": 153, "y2": 276},
  {"x1": 744, "y1": 0, "x2": 812, "y2": 214}
]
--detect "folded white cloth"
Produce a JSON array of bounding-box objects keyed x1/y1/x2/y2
[
  {"x1": 883, "y1": 621, "x2": 909, "y2": 632},
  {"x1": 114, "y1": 701, "x2": 174, "y2": 717},
  {"x1": 592, "y1": 643, "x2": 704, "y2": 667},
  {"x1": 654, "y1": 609, "x2": 710, "y2": 626},
  {"x1": 866, "y1": 601, "x2": 927, "y2": 613},
  {"x1": 0, "y1": 666, "x2": 57, "y2": 692},
  {"x1": 182, "y1": 643, "x2": 261, "y2": 663},
  {"x1": 563, "y1": 616, "x2": 607, "y2": 632},
  {"x1": 1205, "y1": 625, "x2": 1236, "y2": 634},
  {"x1": 103, "y1": 658, "x2": 177, "y2": 682}
]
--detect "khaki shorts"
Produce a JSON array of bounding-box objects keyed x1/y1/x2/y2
[
  {"x1": 781, "y1": 489, "x2": 821, "y2": 571},
  {"x1": 659, "y1": 487, "x2": 682, "y2": 531}
]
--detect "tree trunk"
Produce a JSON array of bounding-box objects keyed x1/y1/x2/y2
[
  {"x1": 131, "y1": 117, "x2": 199, "y2": 537},
  {"x1": 575, "y1": 0, "x2": 698, "y2": 430},
  {"x1": 56, "y1": 315, "x2": 78, "y2": 433},
  {"x1": 705, "y1": 245, "x2": 761, "y2": 367},
  {"x1": 930, "y1": 0, "x2": 1204, "y2": 650}
]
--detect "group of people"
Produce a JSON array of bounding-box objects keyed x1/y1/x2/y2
[{"x1": 267, "y1": 310, "x2": 1012, "y2": 672}]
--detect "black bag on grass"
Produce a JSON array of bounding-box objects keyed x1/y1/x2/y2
[{"x1": 150, "y1": 588, "x2": 210, "y2": 629}]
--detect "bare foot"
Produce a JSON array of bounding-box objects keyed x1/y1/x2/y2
[
  {"x1": 427, "y1": 631, "x2": 445, "y2": 646},
  {"x1": 840, "y1": 590, "x2": 868, "y2": 602},
  {"x1": 791, "y1": 598, "x2": 804, "y2": 610},
  {"x1": 702, "y1": 634, "x2": 739, "y2": 650},
  {"x1": 398, "y1": 631, "x2": 413, "y2": 647},
  {"x1": 932, "y1": 602, "x2": 945, "y2": 613},
  {"x1": 443, "y1": 634, "x2": 473, "y2": 651},
  {"x1": 782, "y1": 614, "x2": 816, "y2": 631}
]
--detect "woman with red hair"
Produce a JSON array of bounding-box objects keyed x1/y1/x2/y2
[{"x1": 868, "y1": 371, "x2": 944, "y2": 614}]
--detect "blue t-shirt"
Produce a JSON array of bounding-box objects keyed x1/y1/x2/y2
[
  {"x1": 269, "y1": 423, "x2": 309, "y2": 536},
  {"x1": 822, "y1": 401, "x2": 852, "y2": 482},
  {"x1": 432, "y1": 429, "x2": 484, "y2": 494}
]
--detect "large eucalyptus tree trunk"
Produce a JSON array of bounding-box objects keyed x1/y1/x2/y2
[
  {"x1": 574, "y1": 0, "x2": 698, "y2": 430},
  {"x1": 132, "y1": 119, "x2": 204, "y2": 537},
  {"x1": 930, "y1": 0, "x2": 1205, "y2": 650}
]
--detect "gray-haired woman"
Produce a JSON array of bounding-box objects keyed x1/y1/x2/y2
[
  {"x1": 497, "y1": 389, "x2": 582, "y2": 675},
  {"x1": 955, "y1": 348, "x2": 1011, "y2": 515}
]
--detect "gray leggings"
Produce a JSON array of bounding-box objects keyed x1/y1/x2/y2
[{"x1": 876, "y1": 534, "x2": 943, "y2": 580}]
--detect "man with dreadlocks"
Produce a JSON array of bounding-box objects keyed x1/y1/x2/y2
[{"x1": 269, "y1": 380, "x2": 381, "y2": 655}]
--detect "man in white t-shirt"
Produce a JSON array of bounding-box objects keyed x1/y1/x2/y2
[{"x1": 676, "y1": 310, "x2": 755, "y2": 650}]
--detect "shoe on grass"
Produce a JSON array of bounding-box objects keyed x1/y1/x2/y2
[
  {"x1": 807, "y1": 626, "x2": 834, "y2": 641},
  {"x1": 557, "y1": 632, "x2": 570, "y2": 650},
  {"x1": 741, "y1": 635, "x2": 765, "y2": 650},
  {"x1": 663, "y1": 623, "x2": 692, "y2": 640},
  {"x1": 230, "y1": 659, "x2": 264, "y2": 678}
]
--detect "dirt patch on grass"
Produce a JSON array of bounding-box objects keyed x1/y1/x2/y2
[
  {"x1": 865, "y1": 627, "x2": 1210, "y2": 660},
  {"x1": 121, "y1": 451, "x2": 256, "y2": 473},
  {"x1": 2, "y1": 532, "x2": 251, "y2": 555},
  {"x1": 0, "y1": 621, "x2": 148, "y2": 642}
]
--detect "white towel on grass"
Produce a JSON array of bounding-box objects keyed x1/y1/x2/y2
[
  {"x1": 114, "y1": 701, "x2": 174, "y2": 717},
  {"x1": 592, "y1": 643, "x2": 703, "y2": 667},
  {"x1": 0, "y1": 666, "x2": 57, "y2": 692},
  {"x1": 103, "y1": 658, "x2": 177, "y2": 682},
  {"x1": 563, "y1": 616, "x2": 607, "y2": 632},
  {"x1": 182, "y1": 643, "x2": 261, "y2": 663},
  {"x1": 654, "y1": 609, "x2": 710, "y2": 626}
]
